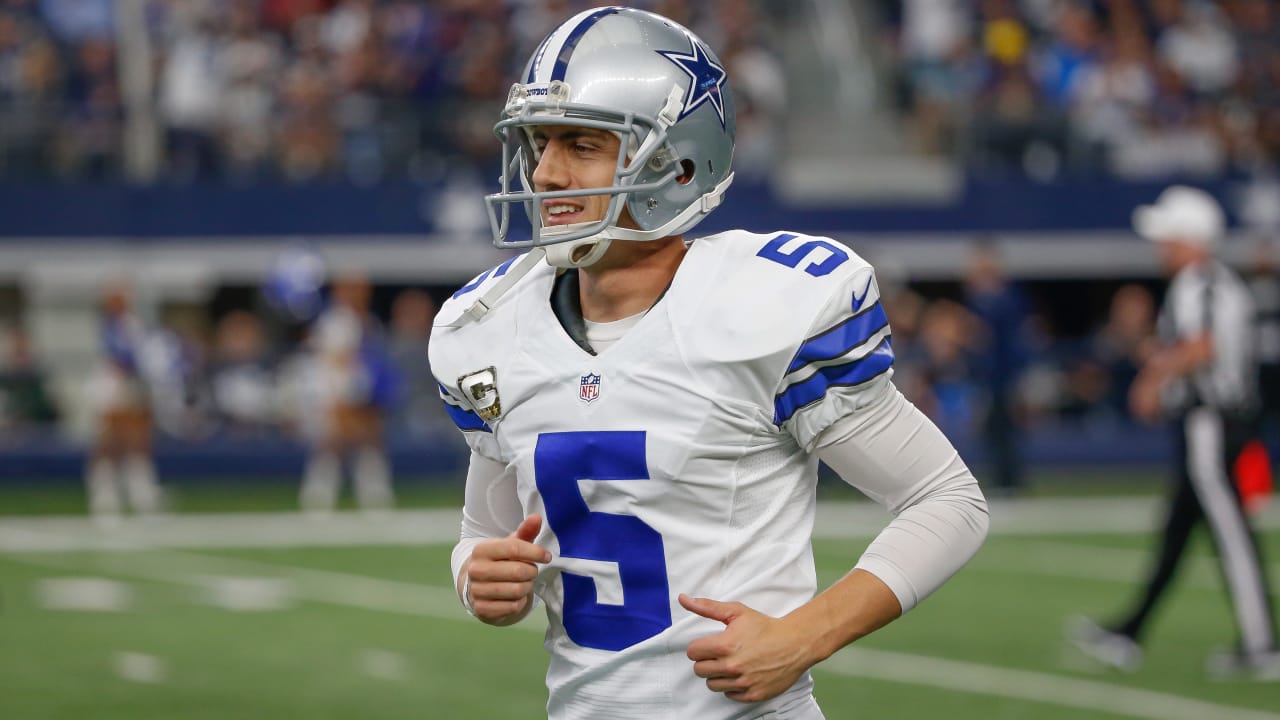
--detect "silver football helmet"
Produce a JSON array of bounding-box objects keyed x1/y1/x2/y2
[{"x1": 484, "y1": 6, "x2": 736, "y2": 268}]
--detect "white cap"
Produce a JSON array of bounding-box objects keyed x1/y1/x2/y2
[{"x1": 1132, "y1": 185, "x2": 1225, "y2": 246}]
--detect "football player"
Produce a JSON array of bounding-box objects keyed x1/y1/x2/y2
[{"x1": 430, "y1": 8, "x2": 989, "y2": 718}]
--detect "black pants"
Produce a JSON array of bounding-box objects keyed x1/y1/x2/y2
[
  {"x1": 983, "y1": 387, "x2": 1022, "y2": 493},
  {"x1": 1116, "y1": 408, "x2": 1277, "y2": 655}
]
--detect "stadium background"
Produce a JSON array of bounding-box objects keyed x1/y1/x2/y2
[{"x1": 1, "y1": 1, "x2": 1278, "y2": 718}]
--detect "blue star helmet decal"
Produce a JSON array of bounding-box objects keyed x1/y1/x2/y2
[{"x1": 657, "y1": 37, "x2": 728, "y2": 129}]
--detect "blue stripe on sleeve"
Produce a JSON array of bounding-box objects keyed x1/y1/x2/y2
[
  {"x1": 786, "y1": 302, "x2": 889, "y2": 374},
  {"x1": 774, "y1": 338, "x2": 894, "y2": 425},
  {"x1": 438, "y1": 382, "x2": 490, "y2": 432},
  {"x1": 442, "y1": 400, "x2": 490, "y2": 432}
]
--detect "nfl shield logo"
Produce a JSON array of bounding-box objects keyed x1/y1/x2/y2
[{"x1": 579, "y1": 373, "x2": 602, "y2": 403}]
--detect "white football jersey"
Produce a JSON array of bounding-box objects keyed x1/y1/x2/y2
[{"x1": 430, "y1": 230, "x2": 893, "y2": 719}]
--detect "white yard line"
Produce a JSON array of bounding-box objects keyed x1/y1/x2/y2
[
  {"x1": 0, "y1": 510, "x2": 464, "y2": 553},
  {"x1": 1, "y1": 497, "x2": 1275, "y2": 553},
  {"x1": 972, "y1": 538, "x2": 1280, "y2": 591},
  {"x1": 4, "y1": 546, "x2": 487, "y2": 626},
  {"x1": 35, "y1": 577, "x2": 134, "y2": 612},
  {"x1": 112, "y1": 651, "x2": 167, "y2": 684},
  {"x1": 821, "y1": 649, "x2": 1280, "y2": 720},
  {"x1": 7, "y1": 544, "x2": 1280, "y2": 720}
]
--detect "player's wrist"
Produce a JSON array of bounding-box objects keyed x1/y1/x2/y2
[
  {"x1": 786, "y1": 592, "x2": 862, "y2": 664},
  {"x1": 778, "y1": 605, "x2": 835, "y2": 666}
]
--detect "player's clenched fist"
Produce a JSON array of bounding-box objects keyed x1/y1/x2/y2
[{"x1": 464, "y1": 515, "x2": 551, "y2": 626}]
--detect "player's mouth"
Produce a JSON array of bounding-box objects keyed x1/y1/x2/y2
[{"x1": 543, "y1": 202, "x2": 586, "y2": 226}]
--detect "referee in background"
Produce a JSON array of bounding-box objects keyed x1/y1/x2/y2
[{"x1": 1071, "y1": 185, "x2": 1280, "y2": 680}]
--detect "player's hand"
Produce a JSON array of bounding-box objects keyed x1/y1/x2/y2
[
  {"x1": 466, "y1": 515, "x2": 550, "y2": 626},
  {"x1": 680, "y1": 593, "x2": 815, "y2": 704}
]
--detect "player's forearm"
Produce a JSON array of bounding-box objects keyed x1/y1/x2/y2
[
  {"x1": 853, "y1": 481, "x2": 988, "y2": 610},
  {"x1": 815, "y1": 387, "x2": 989, "y2": 612},
  {"x1": 784, "y1": 488, "x2": 987, "y2": 666},
  {"x1": 783, "y1": 568, "x2": 902, "y2": 665},
  {"x1": 451, "y1": 450, "x2": 529, "y2": 617}
]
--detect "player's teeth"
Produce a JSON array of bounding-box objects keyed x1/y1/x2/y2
[{"x1": 548, "y1": 205, "x2": 577, "y2": 215}]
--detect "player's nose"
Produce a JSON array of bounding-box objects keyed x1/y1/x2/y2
[{"x1": 532, "y1": 141, "x2": 570, "y2": 191}]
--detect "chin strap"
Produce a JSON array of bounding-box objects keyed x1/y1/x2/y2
[{"x1": 544, "y1": 236, "x2": 612, "y2": 268}]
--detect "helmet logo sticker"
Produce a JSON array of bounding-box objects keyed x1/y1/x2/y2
[{"x1": 657, "y1": 38, "x2": 728, "y2": 129}]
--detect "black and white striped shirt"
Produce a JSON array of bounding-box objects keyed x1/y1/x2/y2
[{"x1": 1157, "y1": 260, "x2": 1258, "y2": 412}]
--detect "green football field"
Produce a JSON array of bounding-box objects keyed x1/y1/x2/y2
[{"x1": 2, "y1": 483, "x2": 1278, "y2": 720}]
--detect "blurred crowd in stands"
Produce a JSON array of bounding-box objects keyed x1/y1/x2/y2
[
  {"x1": 0, "y1": 0, "x2": 785, "y2": 183},
  {"x1": 2, "y1": 238, "x2": 1276, "y2": 453},
  {"x1": 882, "y1": 0, "x2": 1280, "y2": 179},
  {"x1": 4, "y1": 0, "x2": 1280, "y2": 493},
  {"x1": 884, "y1": 235, "x2": 1280, "y2": 491},
  {"x1": 3, "y1": 0, "x2": 1277, "y2": 184},
  {"x1": 3, "y1": 233, "x2": 1280, "y2": 501}
]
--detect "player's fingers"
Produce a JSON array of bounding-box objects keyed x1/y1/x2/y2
[
  {"x1": 692, "y1": 659, "x2": 736, "y2": 679},
  {"x1": 724, "y1": 689, "x2": 754, "y2": 703},
  {"x1": 472, "y1": 597, "x2": 528, "y2": 618},
  {"x1": 512, "y1": 514, "x2": 542, "y2": 543},
  {"x1": 685, "y1": 636, "x2": 728, "y2": 662},
  {"x1": 473, "y1": 537, "x2": 551, "y2": 564},
  {"x1": 705, "y1": 676, "x2": 748, "y2": 693},
  {"x1": 469, "y1": 560, "x2": 540, "y2": 583},
  {"x1": 470, "y1": 581, "x2": 535, "y2": 601},
  {"x1": 679, "y1": 593, "x2": 740, "y2": 624}
]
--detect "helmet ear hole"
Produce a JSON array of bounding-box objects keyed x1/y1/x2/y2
[{"x1": 676, "y1": 159, "x2": 695, "y2": 185}]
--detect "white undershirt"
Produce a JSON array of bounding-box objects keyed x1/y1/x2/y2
[{"x1": 583, "y1": 312, "x2": 645, "y2": 353}]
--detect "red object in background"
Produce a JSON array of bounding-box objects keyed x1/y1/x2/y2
[
  {"x1": 1234, "y1": 439, "x2": 1274, "y2": 516},
  {"x1": 260, "y1": 0, "x2": 338, "y2": 33}
]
